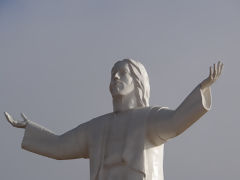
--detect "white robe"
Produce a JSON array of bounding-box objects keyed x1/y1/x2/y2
[{"x1": 21, "y1": 85, "x2": 211, "y2": 180}]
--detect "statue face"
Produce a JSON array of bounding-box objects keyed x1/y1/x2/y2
[{"x1": 110, "y1": 61, "x2": 135, "y2": 97}]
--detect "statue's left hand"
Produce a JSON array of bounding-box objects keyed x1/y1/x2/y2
[
  {"x1": 4, "y1": 112, "x2": 28, "y2": 128},
  {"x1": 201, "y1": 61, "x2": 223, "y2": 89}
]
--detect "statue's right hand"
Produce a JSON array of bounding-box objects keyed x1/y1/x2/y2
[{"x1": 4, "y1": 112, "x2": 28, "y2": 128}]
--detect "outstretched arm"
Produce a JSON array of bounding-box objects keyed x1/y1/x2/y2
[
  {"x1": 147, "y1": 62, "x2": 223, "y2": 145},
  {"x1": 172, "y1": 61, "x2": 223, "y2": 134},
  {"x1": 4, "y1": 113, "x2": 89, "y2": 160}
]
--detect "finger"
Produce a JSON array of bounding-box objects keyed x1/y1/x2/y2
[
  {"x1": 219, "y1": 62, "x2": 224, "y2": 75},
  {"x1": 4, "y1": 112, "x2": 13, "y2": 123},
  {"x1": 21, "y1": 113, "x2": 28, "y2": 122},
  {"x1": 209, "y1": 66, "x2": 213, "y2": 79},
  {"x1": 213, "y1": 63, "x2": 217, "y2": 79},
  {"x1": 4, "y1": 112, "x2": 16, "y2": 126},
  {"x1": 217, "y1": 61, "x2": 221, "y2": 76}
]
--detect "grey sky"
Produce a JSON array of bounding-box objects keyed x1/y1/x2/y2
[{"x1": 0, "y1": 0, "x2": 239, "y2": 179}]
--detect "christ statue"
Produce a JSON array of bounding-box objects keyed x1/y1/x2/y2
[{"x1": 5, "y1": 59, "x2": 223, "y2": 180}]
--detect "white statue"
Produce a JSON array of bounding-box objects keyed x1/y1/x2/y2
[{"x1": 5, "y1": 59, "x2": 223, "y2": 180}]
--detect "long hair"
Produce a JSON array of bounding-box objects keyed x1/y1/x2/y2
[{"x1": 113, "y1": 59, "x2": 150, "y2": 107}]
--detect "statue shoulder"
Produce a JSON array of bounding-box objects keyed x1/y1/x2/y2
[{"x1": 87, "y1": 112, "x2": 113, "y2": 126}]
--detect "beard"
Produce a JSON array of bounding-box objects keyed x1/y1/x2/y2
[
  {"x1": 109, "y1": 80, "x2": 135, "y2": 97},
  {"x1": 110, "y1": 81, "x2": 124, "y2": 96}
]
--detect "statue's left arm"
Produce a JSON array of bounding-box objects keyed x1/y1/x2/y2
[
  {"x1": 4, "y1": 112, "x2": 89, "y2": 160},
  {"x1": 147, "y1": 62, "x2": 223, "y2": 145},
  {"x1": 21, "y1": 120, "x2": 89, "y2": 160}
]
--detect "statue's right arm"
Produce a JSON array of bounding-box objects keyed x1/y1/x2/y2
[
  {"x1": 146, "y1": 62, "x2": 223, "y2": 146},
  {"x1": 4, "y1": 112, "x2": 89, "y2": 160}
]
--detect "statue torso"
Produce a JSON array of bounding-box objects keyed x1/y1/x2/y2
[
  {"x1": 88, "y1": 107, "x2": 165, "y2": 180},
  {"x1": 98, "y1": 111, "x2": 145, "y2": 180}
]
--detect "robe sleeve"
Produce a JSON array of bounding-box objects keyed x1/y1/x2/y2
[
  {"x1": 146, "y1": 85, "x2": 211, "y2": 146},
  {"x1": 21, "y1": 120, "x2": 89, "y2": 160}
]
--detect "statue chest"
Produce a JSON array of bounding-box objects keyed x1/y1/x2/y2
[{"x1": 104, "y1": 112, "x2": 129, "y2": 165}]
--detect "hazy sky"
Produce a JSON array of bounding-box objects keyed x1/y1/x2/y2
[{"x1": 0, "y1": 1, "x2": 239, "y2": 180}]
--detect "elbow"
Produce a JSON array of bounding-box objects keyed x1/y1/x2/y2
[
  {"x1": 170, "y1": 116, "x2": 203, "y2": 138},
  {"x1": 47, "y1": 149, "x2": 67, "y2": 160},
  {"x1": 44, "y1": 136, "x2": 66, "y2": 160},
  {"x1": 51, "y1": 156, "x2": 62, "y2": 160},
  {"x1": 174, "y1": 129, "x2": 185, "y2": 137},
  {"x1": 166, "y1": 112, "x2": 190, "y2": 138},
  {"x1": 161, "y1": 130, "x2": 179, "y2": 140},
  {"x1": 53, "y1": 156, "x2": 64, "y2": 160},
  {"x1": 45, "y1": 154, "x2": 65, "y2": 160}
]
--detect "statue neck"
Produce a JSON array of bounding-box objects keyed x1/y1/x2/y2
[{"x1": 112, "y1": 92, "x2": 138, "y2": 112}]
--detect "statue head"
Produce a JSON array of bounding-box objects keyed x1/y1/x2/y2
[{"x1": 109, "y1": 59, "x2": 150, "y2": 107}]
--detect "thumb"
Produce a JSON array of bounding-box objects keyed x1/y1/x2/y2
[{"x1": 20, "y1": 113, "x2": 29, "y2": 122}]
